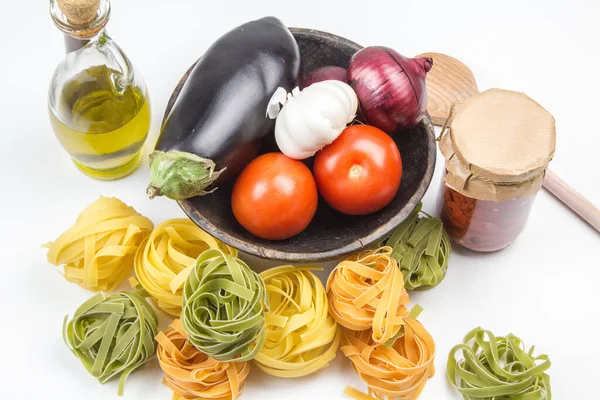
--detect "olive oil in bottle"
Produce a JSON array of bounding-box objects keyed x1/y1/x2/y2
[
  {"x1": 49, "y1": 66, "x2": 150, "y2": 178},
  {"x1": 48, "y1": 0, "x2": 151, "y2": 180}
]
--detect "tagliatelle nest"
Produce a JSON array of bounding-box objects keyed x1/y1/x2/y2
[
  {"x1": 385, "y1": 203, "x2": 451, "y2": 290},
  {"x1": 341, "y1": 317, "x2": 436, "y2": 400},
  {"x1": 254, "y1": 266, "x2": 340, "y2": 378},
  {"x1": 326, "y1": 247, "x2": 410, "y2": 344},
  {"x1": 447, "y1": 327, "x2": 551, "y2": 399},
  {"x1": 156, "y1": 319, "x2": 250, "y2": 400},
  {"x1": 134, "y1": 219, "x2": 237, "y2": 316},
  {"x1": 181, "y1": 249, "x2": 267, "y2": 362},
  {"x1": 46, "y1": 196, "x2": 154, "y2": 292},
  {"x1": 63, "y1": 290, "x2": 158, "y2": 396}
]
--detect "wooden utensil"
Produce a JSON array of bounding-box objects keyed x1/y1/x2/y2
[
  {"x1": 417, "y1": 53, "x2": 479, "y2": 126},
  {"x1": 419, "y1": 52, "x2": 600, "y2": 233},
  {"x1": 542, "y1": 170, "x2": 600, "y2": 231}
]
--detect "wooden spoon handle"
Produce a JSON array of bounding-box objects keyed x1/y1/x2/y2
[{"x1": 543, "y1": 170, "x2": 600, "y2": 232}]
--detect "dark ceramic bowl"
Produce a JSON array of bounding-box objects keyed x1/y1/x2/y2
[{"x1": 163, "y1": 28, "x2": 436, "y2": 262}]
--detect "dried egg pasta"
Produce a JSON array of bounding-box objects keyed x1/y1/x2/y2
[
  {"x1": 63, "y1": 290, "x2": 158, "y2": 395},
  {"x1": 447, "y1": 327, "x2": 551, "y2": 399},
  {"x1": 157, "y1": 319, "x2": 249, "y2": 400},
  {"x1": 342, "y1": 316, "x2": 436, "y2": 400},
  {"x1": 254, "y1": 266, "x2": 340, "y2": 377},
  {"x1": 46, "y1": 196, "x2": 153, "y2": 291},
  {"x1": 326, "y1": 247, "x2": 410, "y2": 344},
  {"x1": 134, "y1": 218, "x2": 236, "y2": 315},
  {"x1": 181, "y1": 249, "x2": 267, "y2": 362}
]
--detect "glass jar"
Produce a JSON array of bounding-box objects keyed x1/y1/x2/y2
[
  {"x1": 438, "y1": 89, "x2": 555, "y2": 252},
  {"x1": 48, "y1": 0, "x2": 150, "y2": 180},
  {"x1": 439, "y1": 185, "x2": 537, "y2": 252}
]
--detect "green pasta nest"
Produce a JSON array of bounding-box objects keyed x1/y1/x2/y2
[
  {"x1": 384, "y1": 202, "x2": 451, "y2": 290},
  {"x1": 63, "y1": 290, "x2": 158, "y2": 395},
  {"x1": 181, "y1": 248, "x2": 268, "y2": 362},
  {"x1": 447, "y1": 327, "x2": 552, "y2": 399}
]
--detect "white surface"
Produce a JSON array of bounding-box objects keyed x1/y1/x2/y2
[{"x1": 1, "y1": 0, "x2": 599, "y2": 399}]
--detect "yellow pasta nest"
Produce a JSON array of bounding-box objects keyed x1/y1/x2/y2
[
  {"x1": 341, "y1": 318, "x2": 436, "y2": 400},
  {"x1": 156, "y1": 319, "x2": 249, "y2": 400},
  {"x1": 254, "y1": 266, "x2": 340, "y2": 378},
  {"x1": 45, "y1": 196, "x2": 153, "y2": 292},
  {"x1": 326, "y1": 247, "x2": 410, "y2": 344},
  {"x1": 134, "y1": 219, "x2": 237, "y2": 316}
]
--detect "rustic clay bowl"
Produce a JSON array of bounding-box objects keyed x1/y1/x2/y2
[{"x1": 163, "y1": 27, "x2": 437, "y2": 262}]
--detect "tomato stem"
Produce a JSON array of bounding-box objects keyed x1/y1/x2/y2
[{"x1": 350, "y1": 164, "x2": 362, "y2": 178}]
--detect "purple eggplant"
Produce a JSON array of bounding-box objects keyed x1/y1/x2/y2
[{"x1": 147, "y1": 17, "x2": 301, "y2": 200}]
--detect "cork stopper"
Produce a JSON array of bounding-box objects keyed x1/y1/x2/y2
[{"x1": 57, "y1": 0, "x2": 100, "y2": 26}]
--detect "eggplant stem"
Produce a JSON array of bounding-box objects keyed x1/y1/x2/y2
[
  {"x1": 147, "y1": 150, "x2": 223, "y2": 200},
  {"x1": 146, "y1": 185, "x2": 161, "y2": 200}
]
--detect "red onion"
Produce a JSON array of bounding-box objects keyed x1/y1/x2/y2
[
  {"x1": 348, "y1": 46, "x2": 432, "y2": 132},
  {"x1": 302, "y1": 66, "x2": 347, "y2": 88}
]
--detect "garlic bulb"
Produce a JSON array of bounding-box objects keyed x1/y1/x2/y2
[{"x1": 266, "y1": 80, "x2": 359, "y2": 160}]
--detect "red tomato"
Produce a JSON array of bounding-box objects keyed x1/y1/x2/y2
[
  {"x1": 313, "y1": 125, "x2": 402, "y2": 215},
  {"x1": 231, "y1": 152, "x2": 318, "y2": 240}
]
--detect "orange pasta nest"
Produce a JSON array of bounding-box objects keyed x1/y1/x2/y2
[
  {"x1": 341, "y1": 318, "x2": 436, "y2": 400},
  {"x1": 45, "y1": 196, "x2": 154, "y2": 292},
  {"x1": 156, "y1": 319, "x2": 250, "y2": 400},
  {"x1": 326, "y1": 247, "x2": 410, "y2": 344}
]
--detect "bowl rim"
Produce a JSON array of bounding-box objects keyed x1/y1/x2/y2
[
  {"x1": 169, "y1": 27, "x2": 437, "y2": 262},
  {"x1": 289, "y1": 27, "x2": 363, "y2": 52}
]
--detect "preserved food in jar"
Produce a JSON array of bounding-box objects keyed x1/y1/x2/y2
[
  {"x1": 438, "y1": 89, "x2": 555, "y2": 252},
  {"x1": 440, "y1": 187, "x2": 536, "y2": 252}
]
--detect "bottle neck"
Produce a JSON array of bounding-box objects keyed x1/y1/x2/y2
[
  {"x1": 50, "y1": 0, "x2": 111, "y2": 54},
  {"x1": 64, "y1": 35, "x2": 89, "y2": 53},
  {"x1": 63, "y1": 29, "x2": 107, "y2": 53}
]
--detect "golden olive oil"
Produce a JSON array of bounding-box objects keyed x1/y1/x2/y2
[{"x1": 49, "y1": 65, "x2": 150, "y2": 180}]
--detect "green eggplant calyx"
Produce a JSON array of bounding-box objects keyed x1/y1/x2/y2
[{"x1": 147, "y1": 150, "x2": 224, "y2": 200}]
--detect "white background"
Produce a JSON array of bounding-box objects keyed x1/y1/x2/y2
[{"x1": 1, "y1": 0, "x2": 599, "y2": 398}]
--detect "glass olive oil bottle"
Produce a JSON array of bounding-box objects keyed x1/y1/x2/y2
[{"x1": 48, "y1": 0, "x2": 150, "y2": 180}]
